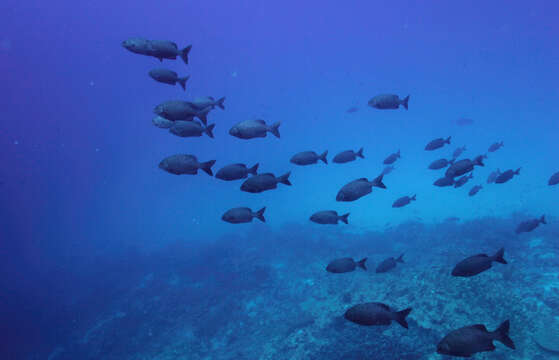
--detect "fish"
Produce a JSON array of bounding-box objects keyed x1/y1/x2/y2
[
  {"x1": 154, "y1": 100, "x2": 212, "y2": 124},
  {"x1": 486, "y1": 169, "x2": 501, "y2": 184},
  {"x1": 495, "y1": 168, "x2": 520, "y2": 184},
  {"x1": 344, "y1": 302, "x2": 412, "y2": 329},
  {"x1": 122, "y1": 38, "x2": 191, "y2": 64},
  {"x1": 290, "y1": 151, "x2": 328, "y2": 166},
  {"x1": 451, "y1": 248, "x2": 507, "y2": 277},
  {"x1": 455, "y1": 117, "x2": 474, "y2": 126},
  {"x1": 437, "y1": 320, "x2": 515, "y2": 357},
  {"x1": 336, "y1": 175, "x2": 386, "y2": 202},
  {"x1": 488, "y1": 141, "x2": 504, "y2": 152},
  {"x1": 169, "y1": 121, "x2": 215, "y2": 138},
  {"x1": 429, "y1": 158, "x2": 454, "y2": 170},
  {"x1": 376, "y1": 254, "x2": 404, "y2": 273},
  {"x1": 468, "y1": 185, "x2": 483, "y2": 196},
  {"x1": 229, "y1": 120, "x2": 280, "y2": 139},
  {"x1": 454, "y1": 173, "x2": 473, "y2": 188},
  {"x1": 240, "y1": 172, "x2": 291, "y2": 193},
  {"x1": 445, "y1": 156, "x2": 484, "y2": 178},
  {"x1": 215, "y1": 163, "x2": 258, "y2": 181},
  {"x1": 392, "y1": 195, "x2": 416, "y2": 208},
  {"x1": 368, "y1": 94, "x2": 409, "y2": 110},
  {"x1": 434, "y1": 176, "x2": 455, "y2": 187},
  {"x1": 346, "y1": 106, "x2": 359, "y2": 113},
  {"x1": 310, "y1": 211, "x2": 349, "y2": 225},
  {"x1": 515, "y1": 215, "x2": 546, "y2": 234},
  {"x1": 425, "y1": 136, "x2": 451, "y2": 151},
  {"x1": 190, "y1": 96, "x2": 225, "y2": 111},
  {"x1": 326, "y1": 258, "x2": 366, "y2": 273},
  {"x1": 152, "y1": 115, "x2": 174, "y2": 129},
  {"x1": 453, "y1": 146, "x2": 467, "y2": 159},
  {"x1": 383, "y1": 150, "x2": 401, "y2": 165},
  {"x1": 333, "y1": 148, "x2": 364, "y2": 163},
  {"x1": 549, "y1": 171, "x2": 559, "y2": 186},
  {"x1": 148, "y1": 69, "x2": 189, "y2": 90},
  {"x1": 158, "y1": 154, "x2": 215, "y2": 176},
  {"x1": 381, "y1": 165, "x2": 395, "y2": 175},
  {"x1": 222, "y1": 207, "x2": 265, "y2": 224}
]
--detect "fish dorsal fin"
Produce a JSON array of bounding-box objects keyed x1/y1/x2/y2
[
  {"x1": 261, "y1": 173, "x2": 274, "y2": 177},
  {"x1": 473, "y1": 253, "x2": 488, "y2": 258},
  {"x1": 171, "y1": 42, "x2": 178, "y2": 48},
  {"x1": 469, "y1": 324, "x2": 488, "y2": 332},
  {"x1": 232, "y1": 163, "x2": 246, "y2": 167},
  {"x1": 373, "y1": 302, "x2": 390, "y2": 310},
  {"x1": 356, "y1": 177, "x2": 368, "y2": 182},
  {"x1": 255, "y1": 119, "x2": 266, "y2": 124}
]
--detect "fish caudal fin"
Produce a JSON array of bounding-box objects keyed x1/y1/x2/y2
[
  {"x1": 180, "y1": 45, "x2": 192, "y2": 65},
  {"x1": 254, "y1": 207, "x2": 266, "y2": 223},
  {"x1": 372, "y1": 174, "x2": 386, "y2": 189},
  {"x1": 200, "y1": 160, "x2": 216, "y2": 176},
  {"x1": 540, "y1": 215, "x2": 547, "y2": 224},
  {"x1": 356, "y1": 147, "x2": 364, "y2": 158},
  {"x1": 204, "y1": 123, "x2": 215, "y2": 138},
  {"x1": 319, "y1": 150, "x2": 328, "y2": 164},
  {"x1": 339, "y1": 213, "x2": 350, "y2": 224},
  {"x1": 396, "y1": 254, "x2": 405, "y2": 263},
  {"x1": 357, "y1": 257, "x2": 367, "y2": 270},
  {"x1": 410, "y1": 194, "x2": 416, "y2": 201},
  {"x1": 248, "y1": 163, "x2": 259, "y2": 175},
  {"x1": 196, "y1": 106, "x2": 211, "y2": 125},
  {"x1": 216, "y1": 97, "x2": 225, "y2": 110},
  {"x1": 401, "y1": 95, "x2": 409, "y2": 110},
  {"x1": 394, "y1": 308, "x2": 412, "y2": 329},
  {"x1": 514, "y1": 168, "x2": 521, "y2": 175},
  {"x1": 493, "y1": 248, "x2": 507, "y2": 264},
  {"x1": 277, "y1": 171, "x2": 291, "y2": 186},
  {"x1": 445, "y1": 136, "x2": 452, "y2": 144},
  {"x1": 268, "y1": 122, "x2": 281, "y2": 138},
  {"x1": 494, "y1": 320, "x2": 515, "y2": 349},
  {"x1": 177, "y1": 76, "x2": 189, "y2": 91}
]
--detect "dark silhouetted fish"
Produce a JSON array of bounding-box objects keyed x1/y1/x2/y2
[
  {"x1": 152, "y1": 115, "x2": 174, "y2": 129},
  {"x1": 382, "y1": 165, "x2": 395, "y2": 175},
  {"x1": 468, "y1": 185, "x2": 482, "y2": 196},
  {"x1": 333, "y1": 148, "x2": 364, "y2": 163},
  {"x1": 346, "y1": 106, "x2": 359, "y2": 113},
  {"x1": 488, "y1": 141, "x2": 504, "y2": 152},
  {"x1": 326, "y1": 257, "x2": 366, "y2": 273},
  {"x1": 336, "y1": 175, "x2": 386, "y2": 202},
  {"x1": 158, "y1": 154, "x2": 215, "y2": 176},
  {"x1": 344, "y1": 302, "x2": 412, "y2": 328},
  {"x1": 169, "y1": 121, "x2": 215, "y2": 138},
  {"x1": 122, "y1": 38, "x2": 191, "y2": 64},
  {"x1": 451, "y1": 248, "x2": 507, "y2": 277},
  {"x1": 445, "y1": 156, "x2": 484, "y2": 178},
  {"x1": 240, "y1": 172, "x2": 291, "y2": 193},
  {"x1": 222, "y1": 207, "x2": 265, "y2": 224},
  {"x1": 425, "y1": 136, "x2": 451, "y2": 151},
  {"x1": 487, "y1": 169, "x2": 501, "y2": 184},
  {"x1": 429, "y1": 158, "x2": 454, "y2": 170},
  {"x1": 368, "y1": 94, "x2": 409, "y2": 110},
  {"x1": 383, "y1": 150, "x2": 400, "y2": 165},
  {"x1": 495, "y1": 168, "x2": 520, "y2": 184},
  {"x1": 310, "y1": 211, "x2": 349, "y2": 225},
  {"x1": 454, "y1": 173, "x2": 473, "y2": 188},
  {"x1": 453, "y1": 146, "x2": 467, "y2": 159},
  {"x1": 434, "y1": 176, "x2": 455, "y2": 187},
  {"x1": 229, "y1": 120, "x2": 280, "y2": 139},
  {"x1": 376, "y1": 254, "x2": 404, "y2": 273},
  {"x1": 148, "y1": 69, "x2": 189, "y2": 90},
  {"x1": 455, "y1": 117, "x2": 474, "y2": 126},
  {"x1": 290, "y1": 150, "x2": 328, "y2": 165},
  {"x1": 437, "y1": 320, "x2": 515, "y2": 357},
  {"x1": 515, "y1": 215, "x2": 546, "y2": 234},
  {"x1": 215, "y1": 163, "x2": 258, "y2": 181},
  {"x1": 190, "y1": 96, "x2": 225, "y2": 110},
  {"x1": 392, "y1": 195, "x2": 415, "y2": 208},
  {"x1": 549, "y1": 171, "x2": 559, "y2": 186},
  {"x1": 154, "y1": 100, "x2": 211, "y2": 124}
]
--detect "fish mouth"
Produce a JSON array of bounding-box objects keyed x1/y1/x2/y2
[{"x1": 336, "y1": 193, "x2": 344, "y2": 201}]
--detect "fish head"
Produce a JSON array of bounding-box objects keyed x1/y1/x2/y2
[
  {"x1": 336, "y1": 191, "x2": 346, "y2": 201},
  {"x1": 367, "y1": 98, "x2": 378, "y2": 107},
  {"x1": 436, "y1": 340, "x2": 452, "y2": 355},
  {"x1": 240, "y1": 181, "x2": 251, "y2": 192},
  {"x1": 229, "y1": 126, "x2": 240, "y2": 137},
  {"x1": 154, "y1": 104, "x2": 164, "y2": 115},
  {"x1": 158, "y1": 159, "x2": 169, "y2": 171},
  {"x1": 121, "y1": 38, "x2": 144, "y2": 53},
  {"x1": 221, "y1": 212, "x2": 232, "y2": 222}
]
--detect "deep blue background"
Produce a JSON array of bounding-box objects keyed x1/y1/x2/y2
[{"x1": 1, "y1": 1, "x2": 558, "y2": 357}]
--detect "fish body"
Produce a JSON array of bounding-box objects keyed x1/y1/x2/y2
[
  {"x1": 382, "y1": 165, "x2": 395, "y2": 175},
  {"x1": 392, "y1": 195, "x2": 415, "y2": 208},
  {"x1": 425, "y1": 137, "x2": 451, "y2": 151},
  {"x1": 344, "y1": 302, "x2": 412, "y2": 328},
  {"x1": 515, "y1": 215, "x2": 546, "y2": 234},
  {"x1": 429, "y1": 158, "x2": 453, "y2": 170},
  {"x1": 495, "y1": 168, "x2": 520, "y2": 184},
  {"x1": 333, "y1": 148, "x2": 364, "y2": 163},
  {"x1": 229, "y1": 120, "x2": 280, "y2": 139},
  {"x1": 452, "y1": 248, "x2": 507, "y2": 277},
  {"x1": 158, "y1": 154, "x2": 215, "y2": 176},
  {"x1": 154, "y1": 100, "x2": 211, "y2": 124},
  {"x1": 122, "y1": 38, "x2": 191, "y2": 64},
  {"x1": 468, "y1": 185, "x2": 483, "y2": 196},
  {"x1": 310, "y1": 210, "x2": 349, "y2": 224},
  {"x1": 148, "y1": 68, "x2": 189, "y2": 90},
  {"x1": 222, "y1": 207, "x2": 265, "y2": 224},
  {"x1": 487, "y1": 169, "x2": 501, "y2": 184},
  {"x1": 290, "y1": 151, "x2": 328, "y2": 165},
  {"x1": 169, "y1": 121, "x2": 214, "y2": 138},
  {"x1": 434, "y1": 176, "x2": 455, "y2": 187},
  {"x1": 215, "y1": 163, "x2": 258, "y2": 181},
  {"x1": 240, "y1": 172, "x2": 291, "y2": 193},
  {"x1": 326, "y1": 257, "x2": 366, "y2": 273},
  {"x1": 376, "y1": 254, "x2": 404, "y2": 273},
  {"x1": 383, "y1": 150, "x2": 401, "y2": 165},
  {"x1": 446, "y1": 156, "x2": 484, "y2": 178},
  {"x1": 437, "y1": 321, "x2": 515, "y2": 357},
  {"x1": 549, "y1": 171, "x2": 559, "y2": 185},
  {"x1": 336, "y1": 175, "x2": 386, "y2": 202},
  {"x1": 454, "y1": 173, "x2": 473, "y2": 188},
  {"x1": 453, "y1": 146, "x2": 467, "y2": 159},
  {"x1": 488, "y1": 141, "x2": 504, "y2": 152},
  {"x1": 190, "y1": 96, "x2": 225, "y2": 110},
  {"x1": 368, "y1": 94, "x2": 409, "y2": 110}
]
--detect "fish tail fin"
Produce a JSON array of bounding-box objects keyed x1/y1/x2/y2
[
  {"x1": 177, "y1": 76, "x2": 189, "y2": 91},
  {"x1": 494, "y1": 320, "x2": 515, "y2": 349},
  {"x1": 277, "y1": 171, "x2": 291, "y2": 186},
  {"x1": 410, "y1": 194, "x2": 416, "y2": 201},
  {"x1": 268, "y1": 122, "x2": 281, "y2": 138},
  {"x1": 339, "y1": 213, "x2": 350, "y2": 224},
  {"x1": 204, "y1": 123, "x2": 215, "y2": 138},
  {"x1": 396, "y1": 253, "x2": 405, "y2": 263},
  {"x1": 180, "y1": 45, "x2": 192, "y2": 65},
  {"x1": 357, "y1": 257, "x2": 367, "y2": 270},
  {"x1": 372, "y1": 174, "x2": 386, "y2": 189},
  {"x1": 493, "y1": 247, "x2": 507, "y2": 264},
  {"x1": 248, "y1": 163, "x2": 259, "y2": 175},
  {"x1": 401, "y1": 95, "x2": 409, "y2": 110},
  {"x1": 319, "y1": 150, "x2": 328, "y2": 164},
  {"x1": 540, "y1": 215, "x2": 547, "y2": 224},
  {"x1": 356, "y1": 147, "x2": 364, "y2": 158},
  {"x1": 216, "y1": 97, "x2": 225, "y2": 110},
  {"x1": 254, "y1": 207, "x2": 266, "y2": 223},
  {"x1": 196, "y1": 106, "x2": 211, "y2": 125},
  {"x1": 446, "y1": 136, "x2": 452, "y2": 144},
  {"x1": 395, "y1": 308, "x2": 412, "y2": 329},
  {"x1": 468, "y1": 173, "x2": 473, "y2": 179},
  {"x1": 514, "y1": 167, "x2": 521, "y2": 175},
  {"x1": 449, "y1": 158, "x2": 455, "y2": 165},
  {"x1": 200, "y1": 160, "x2": 216, "y2": 176},
  {"x1": 397, "y1": 149, "x2": 401, "y2": 158}
]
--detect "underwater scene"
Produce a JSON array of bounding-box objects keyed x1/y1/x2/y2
[{"x1": 2, "y1": 1, "x2": 559, "y2": 359}]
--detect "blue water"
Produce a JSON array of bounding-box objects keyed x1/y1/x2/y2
[{"x1": 1, "y1": 1, "x2": 559, "y2": 359}]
